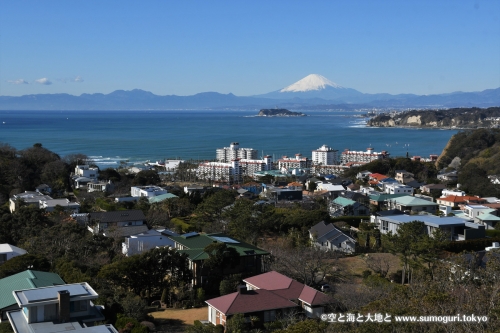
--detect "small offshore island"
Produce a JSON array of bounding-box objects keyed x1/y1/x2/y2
[{"x1": 257, "y1": 108, "x2": 307, "y2": 117}]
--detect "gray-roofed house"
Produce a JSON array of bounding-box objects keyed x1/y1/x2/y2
[
  {"x1": 0, "y1": 244, "x2": 27, "y2": 266},
  {"x1": 6, "y1": 282, "x2": 119, "y2": 333},
  {"x1": 0, "y1": 270, "x2": 65, "y2": 322},
  {"x1": 85, "y1": 210, "x2": 148, "y2": 237},
  {"x1": 309, "y1": 221, "x2": 356, "y2": 253}
]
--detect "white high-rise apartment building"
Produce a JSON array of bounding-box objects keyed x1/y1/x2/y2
[
  {"x1": 277, "y1": 154, "x2": 312, "y2": 171},
  {"x1": 239, "y1": 155, "x2": 273, "y2": 176},
  {"x1": 312, "y1": 145, "x2": 338, "y2": 165},
  {"x1": 216, "y1": 142, "x2": 258, "y2": 162},
  {"x1": 340, "y1": 147, "x2": 389, "y2": 164},
  {"x1": 197, "y1": 159, "x2": 242, "y2": 182}
]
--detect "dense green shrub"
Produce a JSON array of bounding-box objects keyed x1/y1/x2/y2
[{"x1": 442, "y1": 237, "x2": 500, "y2": 253}]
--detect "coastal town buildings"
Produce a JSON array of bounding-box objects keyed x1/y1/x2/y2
[{"x1": 216, "y1": 142, "x2": 258, "y2": 162}]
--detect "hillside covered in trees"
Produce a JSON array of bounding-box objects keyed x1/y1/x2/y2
[
  {"x1": 368, "y1": 107, "x2": 500, "y2": 128},
  {"x1": 437, "y1": 128, "x2": 500, "y2": 197}
]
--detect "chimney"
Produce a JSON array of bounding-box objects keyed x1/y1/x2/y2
[
  {"x1": 58, "y1": 290, "x2": 71, "y2": 322},
  {"x1": 238, "y1": 285, "x2": 247, "y2": 294}
]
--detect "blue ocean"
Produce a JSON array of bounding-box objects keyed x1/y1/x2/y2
[{"x1": 0, "y1": 110, "x2": 457, "y2": 168}]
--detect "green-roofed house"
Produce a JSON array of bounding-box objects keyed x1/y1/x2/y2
[
  {"x1": 148, "y1": 193, "x2": 179, "y2": 204},
  {"x1": 369, "y1": 193, "x2": 408, "y2": 209},
  {"x1": 0, "y1": 270, "x2": 64, "y2": 322},
  {"x1": 386, "y1": 195, "x2": 438, "y2": 214},
  {"x1": 329, "y1": 197, "x2": 369, "y2": 217},
  {"x1": 170, "y1": 233, "x2": 269, "y2": 287}
]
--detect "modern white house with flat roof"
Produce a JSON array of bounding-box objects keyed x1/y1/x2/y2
[
  {"x1": 122, "y1": 228, "x2": 179, "y2": 256},
  {"x1": 9, "y1": 192, "x2": 53, "y2": 213},
  {"x1": 375, "y1": 214, "x2": 485, "y2": 241},
  {"x1": 39, "y1": 199, "x2": 80, "y2": 213},
  {"x1": 74, "y1": 165, "x2": 99, "y2": 180},
  {"x1": 384, "y1": 183, "x2": 414, "y2": 195},
  {"x1": 6, "y1": 282, "x2": 118, "y2": 333},
  {"x1": 131, "y1": 185, "x2": 168, "y2": 198}
]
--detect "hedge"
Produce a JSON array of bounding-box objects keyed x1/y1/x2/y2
[
  {"x1": 486, "y1": 229, "x2": 500, "y2": 238},
  {"x1": 442, "y1": 237, "x2": 500, "y2": 253},
  {"x1": 331, "y1": 216, "x2": 369, "y2": 229}
]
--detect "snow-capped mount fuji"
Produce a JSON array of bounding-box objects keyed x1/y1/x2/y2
[
  {"x1": 280, "y1": 74, "x2": 343, "y2": 92},
  {"x1": 258, "y1": 74, "x2": 364, "y2": 101}
]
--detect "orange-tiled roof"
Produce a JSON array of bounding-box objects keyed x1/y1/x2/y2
[
  {"x1": 288, "y1": 182, "x2": 302, "y2": 187},
  {"x1": 369, "y1": 173, "x2": 388, "y2": 181},
  {"x1": 438, "y1": 195, "x2": 485, "y2": 203}
]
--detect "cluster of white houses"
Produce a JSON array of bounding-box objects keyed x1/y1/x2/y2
[{"x1": 197, "y1": 142, "x2": 390, "y2": 182}]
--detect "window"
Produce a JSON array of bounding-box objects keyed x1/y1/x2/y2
[
  {"x1": 70, "y1": 300, "x2": 88, "y2": 312},
  {"x1": 382, "y1": 220, "x2": 389, "y2": 232},
  {"x1": 264, "y1": 310, "x2": 276, "y2": 322}
]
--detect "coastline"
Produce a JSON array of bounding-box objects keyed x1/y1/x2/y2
[{"x1": 0, "y1": 109, "x2": 457, "y2": 169}]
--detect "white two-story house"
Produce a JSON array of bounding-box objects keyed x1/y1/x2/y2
[{"x1": 6, "y1": 282, "x2": 118, "y2": 333}]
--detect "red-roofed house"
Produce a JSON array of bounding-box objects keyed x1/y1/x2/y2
[{"x1": 205, "y1": 271, "x2": 332, "y2": 327}]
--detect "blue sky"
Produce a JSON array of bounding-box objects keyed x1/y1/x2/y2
[{"x1": 1, "y1": 1, "x2": 499, "y2": 97}]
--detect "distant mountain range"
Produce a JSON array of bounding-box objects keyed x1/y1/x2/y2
[{"x1": 1, "y1": 74, "x2": 499, "y2": 110}]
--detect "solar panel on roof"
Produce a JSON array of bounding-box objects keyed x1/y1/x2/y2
[
  {"x1": 24, "y1": 284, "x2": 89, "y2": 303},
  {"x1": 212, "y1": 236, "x2": 239, "y2": 244},
  {"x1": 182, "y1": 232, "x2": 199, "y2": 238}
]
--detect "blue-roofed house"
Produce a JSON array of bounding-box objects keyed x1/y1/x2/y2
[{"x1": 375, "y1": 214, "x2": 485, "y2": 241}]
